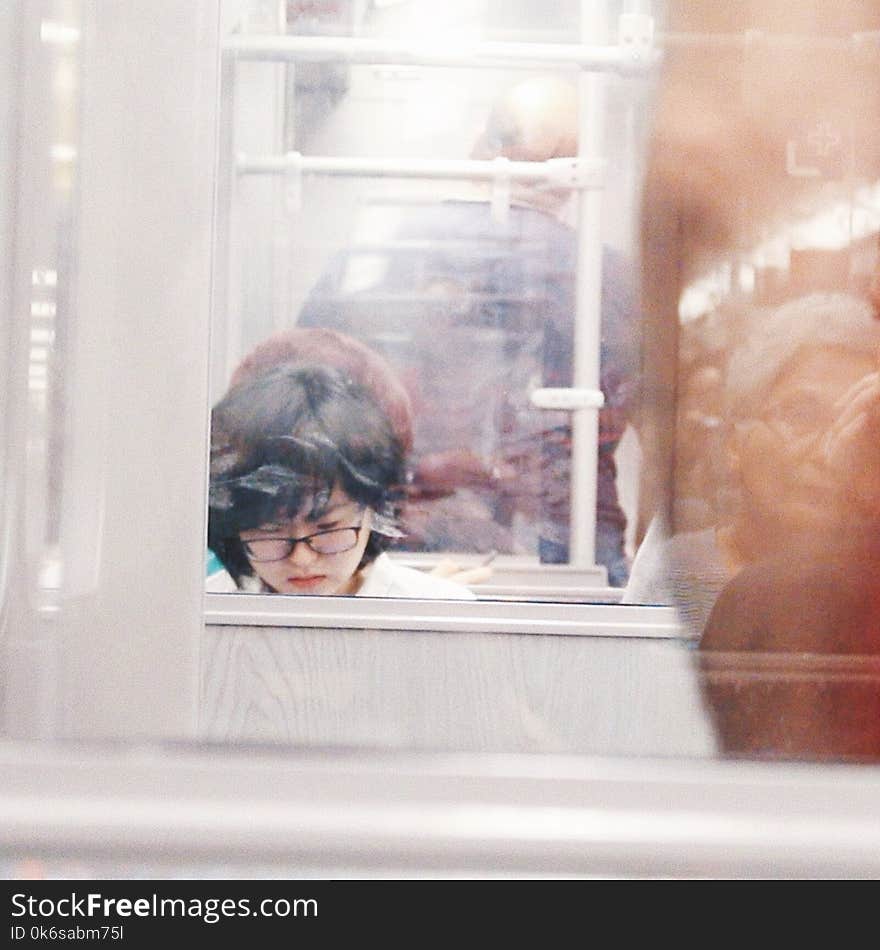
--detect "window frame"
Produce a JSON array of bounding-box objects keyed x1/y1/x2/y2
[{"x1": 204, "y1": 590, "x2": 686, "y2": 638}]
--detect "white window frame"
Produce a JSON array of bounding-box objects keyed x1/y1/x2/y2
[{"x1": 205, "y1": 591, "x2": 685, "y2": 638}]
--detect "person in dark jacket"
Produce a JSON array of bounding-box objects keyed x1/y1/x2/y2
[{"x1": 297, "y1": 76, "x2": 640, "y2": 585}]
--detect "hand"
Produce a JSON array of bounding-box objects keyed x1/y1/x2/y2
[
  {"x1": 869, "y1": 251, "x2": 880, "y2": 318},
  {"x1": 428, "y1": 557, "x2": 494, "y2": 587},
  {"x1": 822, "y1": 370, "x2": 880, "y2": 515}
]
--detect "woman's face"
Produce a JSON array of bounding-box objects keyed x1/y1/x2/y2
[{"x1": 239, "y1": 487, "x2": 373, "y2": 596}]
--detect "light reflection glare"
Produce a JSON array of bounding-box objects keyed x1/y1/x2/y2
[
  {"x1": 31, "y1": 268, "x2": 58, "y2": 287},
  {"x1": 30, "y1": 301, "x2": 57, "y2": 318},
  {"x1": 50, "y1": 143, "x2": 77, "y2": 164},
  {"x1": 39, "y1": 21, "x2": 80, "y2": 47},
  {"x1": 680, "y1": 182, "x2": 880, "y2": 320}
]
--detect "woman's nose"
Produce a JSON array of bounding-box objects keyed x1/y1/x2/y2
[{"x1": 286, "y1": 539, "x2": 319, "y2": 566}]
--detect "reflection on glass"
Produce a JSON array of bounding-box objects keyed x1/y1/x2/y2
[
  {"x1": 633, "y1": 0, "x2": 880, "y2": 760},
  {"x1": 26, "y1": 0, "x2": 82, "y2": 597}
]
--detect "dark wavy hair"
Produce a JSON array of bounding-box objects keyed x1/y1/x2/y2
[{"x1": 208, "y1": 364, "x2": 407, "y2": 586}]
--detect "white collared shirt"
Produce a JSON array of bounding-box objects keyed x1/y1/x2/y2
[{"x1": 206, "y1": 551, "x2": 476, "y2": 600}]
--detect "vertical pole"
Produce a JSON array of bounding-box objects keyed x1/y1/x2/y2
[
  {"x1": 230, "y1": 0, "x2": 288, "y2": 375},
  {"x1": 570, "y1": 0, "x2": 607, "y2": 571}
]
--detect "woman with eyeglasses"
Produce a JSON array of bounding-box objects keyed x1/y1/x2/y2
[{"x1": 206, "y1": 361, "x2": 476, "y2": 599}]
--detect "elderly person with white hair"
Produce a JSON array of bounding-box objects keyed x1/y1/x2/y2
[{"x1": 623, "y1": 292, "x2": 880, "y2": 635}]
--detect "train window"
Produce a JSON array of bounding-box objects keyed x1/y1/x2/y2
[
  {"x1": 5, "y1": 0, "x2": 879, "y2": 771},
  {"x1": 207, "y1": 0, "x2": 661, "y2": 607}
]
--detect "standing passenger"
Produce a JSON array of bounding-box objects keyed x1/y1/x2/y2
[{"x1": 297, "y1": 75, "x2": 640, "y2": 586}]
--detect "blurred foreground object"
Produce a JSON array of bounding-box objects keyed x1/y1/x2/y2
[
  {"x1": 701, "y1": 534, "x2": 880, "y2": 760},
  {"x1": 638, "y1": 0, "x2": 880, "y2": 760},
  {"x1": 625, "y1": 293, "x2": 880, "y2": 634},
  {"x1": 639, "y1": 0, "x2": 880, "y2": 531}
]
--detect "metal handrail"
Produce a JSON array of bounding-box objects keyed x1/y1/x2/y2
[
  {"x1": 222, "y1": 34, "x2": 657, "y2": 73},
  {"x1": 235, "y1": 152, "x2": 605, "y2": 187}
]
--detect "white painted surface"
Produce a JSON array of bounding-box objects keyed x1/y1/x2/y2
[
  {"x1": 50, "y1": 2, "x2": 221, "y2": 739},
  {"x1": 3, "y1": 742, "x2": 880, "y2": 877},
  {"x1": 201, "y1": 622, "x2": 716, "y2": 757}
]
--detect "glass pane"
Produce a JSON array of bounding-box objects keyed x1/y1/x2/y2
[{"x1": 209, "y1": 0, "x2": 656, "y2": 601}]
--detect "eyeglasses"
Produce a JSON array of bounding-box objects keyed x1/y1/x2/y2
[{"x1": 241, "y1": 519, "x2": 365, "y2": 563}]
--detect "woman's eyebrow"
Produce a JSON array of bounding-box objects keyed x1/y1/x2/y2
[
  {"x1": 245, "y1": 523, "x2": 283, "y2": 535},
  {"x1": 314, "y1": 504, "x2": 353, "y2": 521}
]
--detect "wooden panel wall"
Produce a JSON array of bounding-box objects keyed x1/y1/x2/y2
[{"x1": 201, "y1": 625, "x2": 718, "y2": 757}]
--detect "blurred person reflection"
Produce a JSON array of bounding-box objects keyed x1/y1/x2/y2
[
  {"x1": 700, "y1": 530, "x2": 880, "y2": 761},
  {"x1": 638, "y1": 0, "x2": 880, "y2": 527},
  {"x1": 698, "y1": 249, "x2": 880, "y2": 761},
  {"x1": 625, "y1": 293, "x2": 880, "y2": 634},
  {"x1": 297, "y1": 75, "x2": 641, "y2": 586},
  {"x1": 637, "y1": 0, "x2": 880, "y2": 760},
  {"x1": 698, "y1": 277, "x2": 880, "y2": 762}
]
